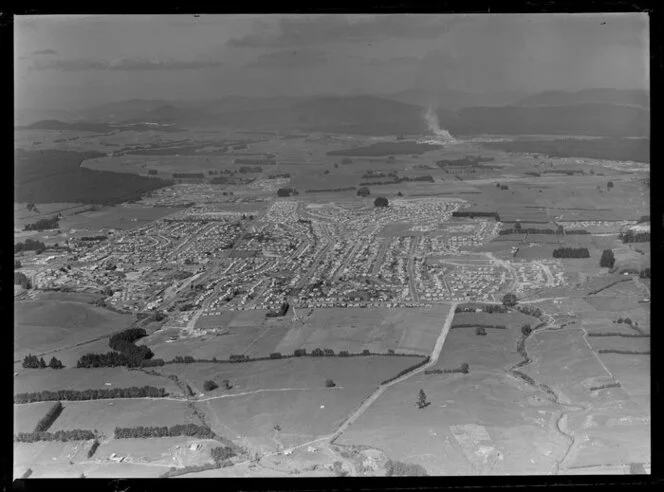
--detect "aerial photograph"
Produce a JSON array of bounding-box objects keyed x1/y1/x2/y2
[{"x1": 13, "y1": 13, "x2": 650, "y2": 478}]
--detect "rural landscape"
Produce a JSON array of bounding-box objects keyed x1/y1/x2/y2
[{"x1": 14, "y1": 13, "x2": 650, "y2": 478}]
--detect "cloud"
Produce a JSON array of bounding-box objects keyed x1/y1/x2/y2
[
  {"x1": 246, "y1": 49, "x2": 330, "y2": 68},
  {"x1": 29, "y1": 57, "x2": 224, "y2": 71},
  {"x1": 227, "y1": 14, "x2": 458, "y2": 48}
]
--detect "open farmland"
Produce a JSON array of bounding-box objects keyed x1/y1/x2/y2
[
  {"x1": 274, "y1": 306, "x2": 451, "y2": 356},
  {"x1": 14, "y1": 299, "x2": 134, "y2": 360},
  {"x1": 14, "y1": 367, "x2": 181, "y2": 395},
  {"x1": 47, "y1": 399, "x2": 197, "y2": 436},
  {"x1": 159, "y1": 356, "x2": 424, "y2": 452}
]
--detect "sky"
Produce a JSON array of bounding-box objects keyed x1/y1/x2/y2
[{"x1": 14, "y1": 13, "x2": 649, "y2": 110}]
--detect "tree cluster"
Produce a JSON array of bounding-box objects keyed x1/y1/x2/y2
[
  {"x1": 15, "y1": 429, "x2": 96, "y2": 443},
  {"x1": 356, "y1": 186, "x2": 371, "y2": 197},
  {"x1": 380, "y1": 356, "x2": 430, "y2": 385},
  {"x1": 619, "y1": 231, "x2": 650, "y2": 243},
  {"x1": 452, "y1": 211, "x2": 500, "y2": 220},
  {"x1": 23, "y1": 354, "x2": 64, "y2": 369},
  {"x1": 211, "y1": 446, "x2": 237, "y2": 465},
  {"x1": 553, "y1": 247, "x2": 590, "y2": 258},
  {"x1": 203, "y1": 380, "x2": 219, "y2": 392},
  {"x1": 15, "y1": 385, "x2": 167, "y2": 404},
  {"x1": 277, "y1": 188, "x2": 298, "y2": 197},
  {"x1": 14, "y1": 238, "x2": 47, "y2": 254},
  {"x1": 78, "y1": 328, "x2": 153, "y2": 368},
  {"x1": 14, "y1": 272, "x2": 32, "y2": 289},
  {"x1": 34, "y1": 402, "x2": 64, "y2": 432},
  {"x1": 639, "y1": 268, "x2": 650, "y2": 279},
  {"x1": 306, "y1": 186, "x2": 356, "y2": 193},
  {"x1": 24, "y1": 216, "x2": 59, "y2": 231},
  {"x1": 374, "y1": 196, "x2": 389, "y2": 207},
  {"x1": 599, "y1": 249, "x2": 616, "y2": 268},
  {"x1": 514, "y1": 305, "x2": 543, "y2": 318},
  {"x1": 114, "y1": 424, "x2": 216, "y2": 439}
]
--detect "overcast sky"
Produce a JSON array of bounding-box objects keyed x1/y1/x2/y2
[{"x1": 15, "y1": 13, "x2": 649, "y2": 110}]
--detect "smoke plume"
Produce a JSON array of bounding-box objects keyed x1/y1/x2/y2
[{"x1": 424, "y1": 107, "x2": 456, "y2": 143}]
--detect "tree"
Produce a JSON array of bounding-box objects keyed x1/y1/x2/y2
[
  {"x1": 203, "y1": 380, "x2": 218, "y2": 392},
  {"x1": 417, "y1": 389, "x2": 430, "y2": 409},
  {"x1": 357, "y1": 186, "x2": 370, "y2": 197},
  {"x1": 374, "y1": 196, "x2": 389, "y2": 208},
  {"x1": 397, "y1": 191, "x2": 403, "y2": 197},
  {"x1": 514, "y1": 221, "x2": 522, "y2": 232},
  {"x1": 476, "y1": 327, "x2": 487, "y2": 336},
  {"x1": 600, "y1": 249, "x2": 615, "y2": 268},
  {"x1": 325, "y1": 379, "x2": 336, "y2": 388},
  {"x1": 48, "y1": 357, "x2": 64, "y2": 369},
  {"x1": 607, "y1": 181, "x2": 614, "y2": 190},
  {"x1": 39, "y1": 357, "x2": 47, "y2": 369},
  {"x1": 502, "y1": 293, "x2": 518, "y2": 308},
  {"x1": 460, "y1": 363, "x2": 470, "y2": 374},
  {"x1": 521, "y1": 324, "x2": 532, "y2": 337}
]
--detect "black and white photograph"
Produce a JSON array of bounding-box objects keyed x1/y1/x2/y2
[{"x1": 13, "y1": 12, "x2": 650, "y2": 479}]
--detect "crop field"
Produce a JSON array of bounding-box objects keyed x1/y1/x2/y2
[
  {"x1": 273, "y1": 306, "x2": 451, "y2": 356},
  {"x1": 14, "y1": 367, "x2": 181, "y2": 395},
  {"x1": 14, "y1": 300, "x2": 134, "y2": 359},
  {"x1": 58, "y1": 205, "x2": 184, "y2": 231},
  {"x1": 48, "y1": 399, "x2": 197, "y2": 436}
]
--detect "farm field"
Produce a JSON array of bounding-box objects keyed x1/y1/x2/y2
[
  {"x1": 58, "y1": 204, "x2": 184, "y2": 231},
  {"x1": 337, "y1": 369, "x2": 567, "y2": 475},
  {"x1": 161, "y1": 356, "x2": 424, "y2": 452},
  {"x1": 14, "y1": 300, "x2": 134, "y2": 360},
  {"x1": 47, "y1": 399, "x2": 197, "y2": 436},
  {"x1": 274, "y1": 306, "x2": 451, "y2": 356},
  {"x1": 13, "y1": 401, "x2": 55, "y2": 433},
  {"x1": 14, "y1": 366, "x2": 182, "y2": 395}
]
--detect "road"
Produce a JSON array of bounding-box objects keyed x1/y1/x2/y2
[
  {"x1": 326, "y1": 302, "x2": 458, "y2": 443},
  {"x1": 406, "y1": 237, "x2": 420, "y2": 303}
]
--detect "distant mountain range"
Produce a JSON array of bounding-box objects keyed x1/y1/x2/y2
[
  {"x1": 512, "y1": 88, "x2": 649, "y2": 108},
  {"x1": 16, "y1": 88, "x2": 649, "y2": 138}
]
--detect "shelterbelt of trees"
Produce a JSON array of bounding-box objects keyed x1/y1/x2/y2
[{"x1": 15, "y1": 386, "x2": 168, "y2": 404}]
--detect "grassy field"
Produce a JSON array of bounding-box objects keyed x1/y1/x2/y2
[
  {"x1": 337, "y1": 369, "x2": 567, "y2": 475},
  {"x1": 14, "y1": 367, "x2": 181, "y2": 395},
  {"x1": 58, "y1": 205, "x2": 183, "y2": 231},
  {"x1": 14, "y1": 300, "x2": 134, "y2": 360},
  {"x1": 274, "y1": 306, "x2": 451, "y2": 356},
  {"x1": 13, "y1": 401, "x2": 55, "y2": 433},
  {"x1": 48, "y1": 399, "x2": 197, "y2": 436},
  {"x1": 161, "y1": 356, "x2": 423, "y2": 452}
]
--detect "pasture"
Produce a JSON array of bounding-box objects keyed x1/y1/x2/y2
[
  {"x1": 14, "y1": 299, "x2": 134, "y2": 360},
  {"x1": 48, "y1": 399, "x2": 197, "y2": 437},
  {"x1": 273, "y1": 306, "x2": 451, "y2": 356},
  {"x1": 14, "y1": 366, "x2": 181, "y2": 395},
  {"x1": 163, "y1": 356, "x2": 423, "y2": 452},
  {"x1": 58, "y1": 204, "x2": 183, "y2": 231},
  {"x1": 337, "y1": 369, "x2": 567, "y2": 475}
]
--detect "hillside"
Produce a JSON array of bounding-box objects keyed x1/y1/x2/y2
[
  {"x1": 514, "y1": 89, "x2": 649, "y2": 108},
  {"x1": 481, "y1": 137, "x2": 650, "y2": 163},
  {"x1": 382, "y1": 89, "x2": 529, "y2": 110},
  {"x1": 20, "y1": 120, "x2": 113, "y2": 133},
  {"x1": 14, "y1": 149, "x2": 173, "y2": 205},
  {"x1": 442, "y1": 102, "x2": 649, "y2": 138}
]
